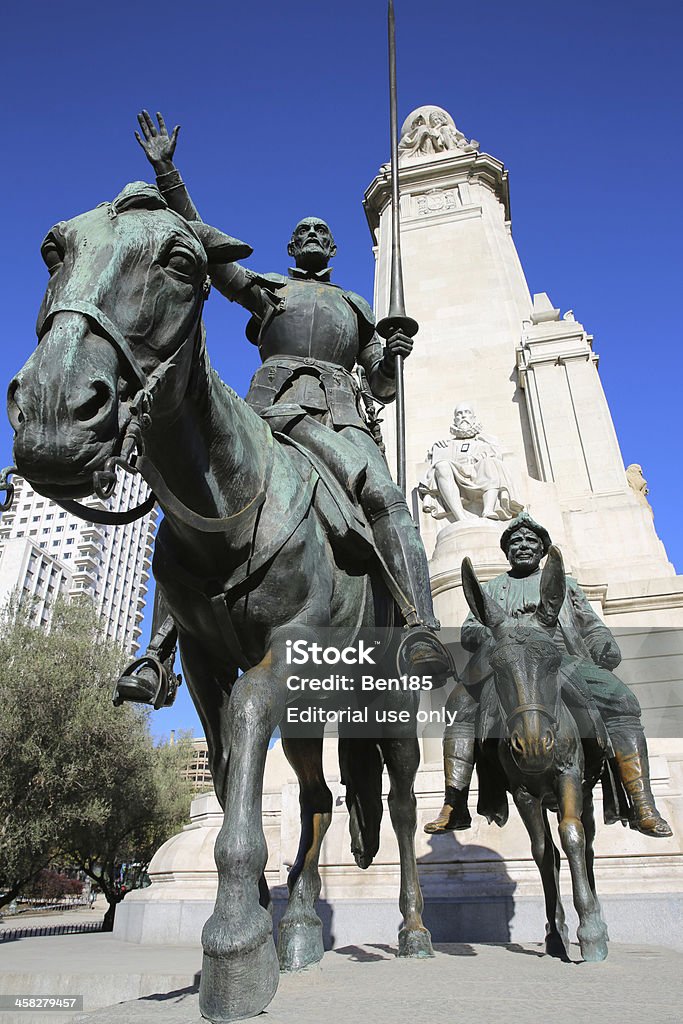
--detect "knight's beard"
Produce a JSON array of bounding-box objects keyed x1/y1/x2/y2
[{"x1": 451, "y1": 418, "x2": 481, "y2": 439}]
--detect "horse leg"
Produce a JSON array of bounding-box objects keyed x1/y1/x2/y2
[
  {"x1": 557, "y1": 773, "x2": 608, "y2": 962},
  {"x1": 199, "y1": 654, "x2": 286, "y2": 1023},
  {"x1": 277, "y1": 734, "x2": 333, "y2": 972},
  {"x1": 381, "y1": 736, "x2": 434, "y2": 957},
  {"x1": 513, "y1": 789, "x2": 569, "y2": 958}
]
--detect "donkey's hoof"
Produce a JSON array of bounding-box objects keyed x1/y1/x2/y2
[
  {"x1": 199, "y1": 935, "x2": 279, "y2": 1022},
  {"x1": 398, "y1": 926, "x2": 434, "y2": 958},
  {"x1": 277, "y1": 916, "x2": 324, "y2": 972}
]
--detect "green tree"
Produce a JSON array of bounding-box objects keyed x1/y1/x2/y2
[
  {"x1": 0, "y1": 598, "x2": 192, "y2": 928},
  {"x1": 65, "y1": 729, "x2": 194, "y2": 930}
]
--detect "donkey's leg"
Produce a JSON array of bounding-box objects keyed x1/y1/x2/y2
[
  {"x1": 557, "y1": 772, "x2": 608, "y2": 962},
  {"x1": 199, "y1": 655, "x2": 286, "y2": 1024},
  {"x1": 381, "y1": 736, "x2": 434, "y2": 957},
  {"x1": 513, "y1": 789, "x2": 569, "y2": 958},
  {"x1": 277, "y1": 734, "x2": 333, "y2": 972},
  {"x1": 581, "y1": 789, "x2": 608, "y2": 938}
]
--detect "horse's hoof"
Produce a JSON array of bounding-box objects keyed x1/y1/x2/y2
[
  {"x1": 578, "y1": 923, "x2": 609, "y2": 963},
  {"x1": 580, "y1": 939, "x2": 608, "y2": 962},
  {"x1": 397, "y1": 926, "x2": 435, "y2": 958},
  {"x1": 199, "y1": 934, "x2": 279, "y2": 1022},
  {"x1": 277, "y1": 916, "x2": 324, "y2": 972}
]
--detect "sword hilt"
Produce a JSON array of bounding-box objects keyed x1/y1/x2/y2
[{"x1": 376, "y1": 313, "x2": 419, "y2": 340}]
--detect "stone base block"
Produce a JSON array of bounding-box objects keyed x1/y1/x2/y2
[{"x1": 113, "y1": 892, "x2": 683, "y2": 952}]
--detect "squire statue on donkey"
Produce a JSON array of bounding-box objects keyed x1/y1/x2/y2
[
  {"x1": 115, "y1": 111, "x2": 450, "y2": 707},
  {"x1": 424, "y1": 514, "x2": 671, "y2": 961},
  {"x1": 5, "y1": 118, "x2": 453, "y2": 1023},
  {"x1": 425, "y1": 512, "x2": 671, "y2": 841}
]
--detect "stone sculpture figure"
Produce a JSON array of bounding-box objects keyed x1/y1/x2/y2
[
  {"x1": 398, "y1": 105, "x2": 479, "y2": 161},
  {"x1": 424, "y1": 511, "x2": 672, "y2": 839},
  {"x1": 626, "y1": 463, "x2": 651, "y2": 508},
  {"x1": 117, "y1": 111, "x2": 450, "y2": 701},
  {"x1": 419, "y1": 402, "x2": 522, "y2": 522}
]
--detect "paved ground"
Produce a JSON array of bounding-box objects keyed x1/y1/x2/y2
[
  {"x1": 1, "y1": 932, "x2": 680, "y2": 1024},
  {"x1": 70, "y1": 943, "x2": 682, "y2": 1024},
  {"x1": 2, "y1": 899, "x2": 682, "y2": 1024}
]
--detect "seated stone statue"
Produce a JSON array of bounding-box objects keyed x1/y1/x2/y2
[
  {"x1": 419, "y1": 403, "x2": 523, "y2": 522},
  {"x1": 424, "y1": 512, "x2": 672, "y2": 838}
]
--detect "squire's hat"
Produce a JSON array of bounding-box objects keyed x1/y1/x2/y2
[{"x1": 500, "y1": 511, "x2": 552, "y2": 556}]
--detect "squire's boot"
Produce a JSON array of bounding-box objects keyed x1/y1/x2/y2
[
  {"x1": 424, "y1": 785, "x2": 471, "y2": 833},
  {"x1": 424, "y1": 734, "x2": 474, "y2": 833},
  {"x1": 613, "y1": 731, "x2": 672, "y2": 838}
]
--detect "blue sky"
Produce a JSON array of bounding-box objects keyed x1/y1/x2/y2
[{"x1": 2, "y1": 1, "x2": 681, "y2": 739}]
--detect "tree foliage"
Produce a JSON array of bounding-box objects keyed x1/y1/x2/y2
[{"x1": 0, "y1": 598, "x2": 193, "y2": 924}]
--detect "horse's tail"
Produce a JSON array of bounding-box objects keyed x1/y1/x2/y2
[{"x1": 338, "y1": 737, "x2": 384, "y2": 869}]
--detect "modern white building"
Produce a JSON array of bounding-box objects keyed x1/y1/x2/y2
[{"x1": 0, "y1": 472, "x2": 158, "y2": 653}]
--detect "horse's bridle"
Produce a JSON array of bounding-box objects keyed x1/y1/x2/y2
[{"x1": 2, "y1": 287, "x2": 273, "y2": 533}]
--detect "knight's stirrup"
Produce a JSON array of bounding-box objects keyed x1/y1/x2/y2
[
  {"x1": 396, "y1": 627, "x2": 456, "y2": 686},
  {"x1": 112, "y1": 656, "x2": 180, "y2": 710}
]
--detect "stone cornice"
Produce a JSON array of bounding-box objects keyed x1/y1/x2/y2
[{"x1": 363, "y1": 149, "x2": 510, "y2": 242}]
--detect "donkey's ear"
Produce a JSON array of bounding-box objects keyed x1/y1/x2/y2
[
  {"x1": 462, "y1": 557, "x2": 506, "y2": 629},
  {"x1": 189, "y1": 221, "x2": 253, "y2": 263},
  {"x1": 536, "y1": 544, "x2": 566, "y2": 628}
]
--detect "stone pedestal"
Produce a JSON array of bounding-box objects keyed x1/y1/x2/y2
[{"x1": 115, "y1": 737, "x2": 683, "y2": 951}]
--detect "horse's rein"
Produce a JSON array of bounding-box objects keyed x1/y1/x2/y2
[{"x1": 2, "y1": 292, "x2": 273, "y2": 533}]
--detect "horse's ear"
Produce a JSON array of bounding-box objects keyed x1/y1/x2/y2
[
  {"x1": 536, "y1": 544, "x2": 566, "y2": 628},
  {"x1": 461, "y1": 557, "x2": 506, "y2": 629},
  {"x1": 189, "y1": 221, "x2": 253, "y2": 263}
]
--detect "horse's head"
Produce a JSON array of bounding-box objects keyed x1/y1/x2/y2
[
  {"x1": 462, "y1": 546, "x2": 566, "y2": 774},
  {"x1": 8, "y1": 182, "x2": 251, "y2": 500}
]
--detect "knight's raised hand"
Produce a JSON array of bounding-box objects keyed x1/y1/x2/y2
[
  {"x1": 384, "y1": 329, "x2": 414, "y2": 361},
  {"x1": 135, "y1": 110, "x2": 180, "y2": 174}
]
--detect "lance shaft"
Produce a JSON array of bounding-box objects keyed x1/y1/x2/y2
[{"x1": 376, "y1": 0, "x2": 417, "y2": 496}]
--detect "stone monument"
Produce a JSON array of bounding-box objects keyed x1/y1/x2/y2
[{"x1": 117, "y1": 104, "x2": 683, "y2": 955}]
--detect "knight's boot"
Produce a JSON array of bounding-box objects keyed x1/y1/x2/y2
[
  {"x1": 371, "y1": 502, "x2": 454, "y2": 682},
  {"x1": 113, "y1": 616, "x2": 181, "y2": 710},
  {"x1": 612, "y1": 729, "x2": 672, "y2": 837},
  {"x1": 424, "y1": 732, "x2": 474, "y2": 833}
]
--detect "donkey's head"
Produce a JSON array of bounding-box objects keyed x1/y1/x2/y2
[
  {"x1": 8, "y1": 182, "x2": 250, "y2": 500},
  {"x1": 461, "y1": 547, "x2": 566, "y2": 773}
]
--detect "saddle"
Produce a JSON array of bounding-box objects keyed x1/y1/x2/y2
[{"x1": 275, "y1": 432, "x2": 375, "y2": 563}]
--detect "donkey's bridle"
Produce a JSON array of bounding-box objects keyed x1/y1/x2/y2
[{"x1": 494, "y1": 627, "x2": 562, "y2": 734}]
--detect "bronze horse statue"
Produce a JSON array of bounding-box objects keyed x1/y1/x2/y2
[
  {"x1": 461, "y1": 549, "x2": 610, "y2": 962},
  {"x1": 6, "y1": 183, "x2": 435, "y2": 1022}
]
